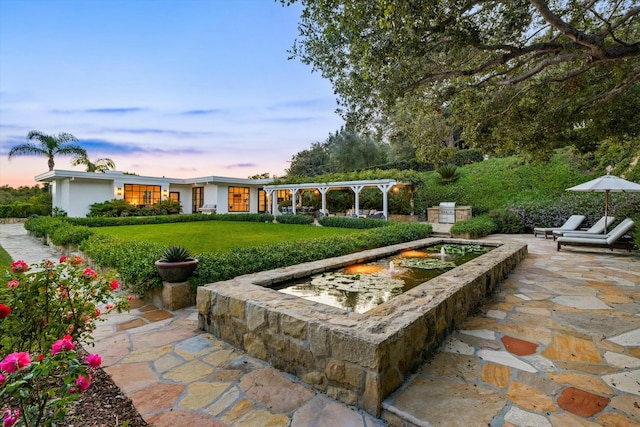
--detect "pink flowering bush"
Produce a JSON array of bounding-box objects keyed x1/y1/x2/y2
[{"x1": 0, "y1": 258, "x2": 129, "y2": 426}]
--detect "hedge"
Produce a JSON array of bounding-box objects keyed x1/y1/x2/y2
[
  {"x1": 65, "y1": 213, "x2": 274, "y2": 227},
  {"x1": 318, "y1": 216, "x2": 391, "y2": 229},
  {"x1": 275, "y1": 214, "x2": 314, "y2": 225},
  {"x1": 450, "y1": 216, "x2": 497, "y2": 238}
]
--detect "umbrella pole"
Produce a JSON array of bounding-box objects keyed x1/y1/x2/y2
[{"x1": 605, "y1": 190, "x2": 609, "y2": 233}]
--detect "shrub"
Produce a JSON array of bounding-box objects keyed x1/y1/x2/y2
[
  {"x1": 24, "y1": 216, "x2": 66, "y2": 238},
  {"x1": 450, "y1": 216, "x2": 497, "y2": 238},
  {"x1": 276, "y1": 214, "x2": 314, "y2": 225},
  {"x1": 79, "y1": 235, "x2": 163, "y2": 295},
  {"x1": 159, "y1": 246, "x2": 192, "y2": 262},
  {"x1": 49, "y1": 225, "x2": 94, "y2": 247},
  {"x1": 449, "y1": 149, "x2": 484, "y2": 167},
  {"x1": 436, "y1": 164, "x2": 460, "y2": 184},
  {"x1": 489, "y1": 209, "x2": 525, "y2": 234},
  {"x1": 0, "y1": 258, "x2": 129, "y2": 426},
  {"x1": 318, "y1": 216, "x2": 391, "y2": 229}
]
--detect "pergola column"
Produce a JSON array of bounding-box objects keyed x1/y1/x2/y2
[
  {"x1": 318, "y1": 186, "x2": 329, "y2": 215},
  {"x1": 290, "y1": 188, "x2": 299, "y2": 214},
  {"x1": 264, "y1": 189, "x2": 274, "y2": 214},
  {"x1": 350, "y1": 185, "x2": 364, "y2": 217},
  {"x1": 376, "y1": 183, "x2": 394, "y2": 220}
]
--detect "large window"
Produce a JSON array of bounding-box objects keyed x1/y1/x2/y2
[
  {"x1": 192, "y1": 187, "x2": 203, "y2": 213},
  {"x1": 124, "y1": 184, "x2": 160, "y2": 208},
  {"x1": 228, "y1": 186, "x2": 249, "y2": 212},
  {"x1": 258, "y1": 189, "x2": 291, "y2": 212}
]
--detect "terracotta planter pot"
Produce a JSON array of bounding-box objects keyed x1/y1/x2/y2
[{"x1": 154, "y1": 259, "x2": 199, "y2": 283}]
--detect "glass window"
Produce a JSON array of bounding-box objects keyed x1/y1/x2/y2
[
  {"x1": 277, "y1": 189, "x2": 291, "y2": 204},
  {"x1": 192, "y1": 187, "x2": 203, "y2": 213},
  {"x1": 169, "y1": 192, "x2": 180, "y2": 202},
  {"x1": 228, "y1": 186, "x2": 249, "y2": 212},
  {"x1": 124, "y1": 184, "x2": 161, "y2": 208},
  {"x1": 258, "y1": 189, "x2": 268, "y2": 212}
]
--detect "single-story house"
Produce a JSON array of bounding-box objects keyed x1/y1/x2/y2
[{"x1": 36, "y1": 169, "x2": 401, "y2": 218}]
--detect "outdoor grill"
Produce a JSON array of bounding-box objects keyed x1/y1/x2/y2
[{"x1": 439, "y1": 202, "x2": 456, "y2": 223}]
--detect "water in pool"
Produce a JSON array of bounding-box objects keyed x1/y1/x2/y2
[{"x1": 274, "y1": 244, "x2": 491, "y2": 313}]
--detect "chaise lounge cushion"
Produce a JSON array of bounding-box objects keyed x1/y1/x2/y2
[
  {"x1": 552, "y1": 216, "x2": 616, "y2": 240},
  {"x1": 533, "y1": 215, "x2": 586, "y2": 239},
  {"x1": 557, "y1": 218, "x2": 635, "y2": 251}
]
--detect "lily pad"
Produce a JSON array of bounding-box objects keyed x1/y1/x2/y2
[{"x1": 399, "y1": 257, "x2": 456, "y2": 270}]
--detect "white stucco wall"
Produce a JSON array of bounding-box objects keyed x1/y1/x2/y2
[{"x1": 63, "y1": 179, "x2": 114, "y2": 217}]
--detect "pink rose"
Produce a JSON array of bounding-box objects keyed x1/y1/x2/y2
[
  {"x1": 3, "y1": 409, "x2": 19, "y2": 427},
  {"x1": 110, "y1": 280, "x2": 119, "y2": 290},
  {"x1": 7, "y1": 280, "x2": 19, "y2": 289},
  {"x1": 76, "y1": 373, "x2": 92, "y2": 391},
  {"x1": 10, "y1": 260, "x2": 28, "y2": 273},
  {"x1": 105, "y1": 303, "x2": 114, "y2": 310},
  {"x1": 0, "y1": 373, "x2": 4, "y2": 385},
  {"x1": 0, "y1": 352, "x2": 31, "y2": 373},
  {"x1": 85, "y1": 354, "x2": 102, "y2": 369},
  {"x1": 51, "y1": 335, "x2": 74, "y2": 355},
  {"x1": 59, "y1": 255, "x2": 68, "y2": 263},
  {"x1": 70, "y1": 256, "x2": 83, "y2": 265},
  {"x1": 94, "y1": 308, "x2": 101, "y2": 318},
  {"x1": 82, "y1": 268, "x2": 97, "y2": 280}
]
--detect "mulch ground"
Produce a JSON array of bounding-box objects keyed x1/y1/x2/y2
[{"x1": 64, "y1": 366, "x2": 148, "y2": 426}]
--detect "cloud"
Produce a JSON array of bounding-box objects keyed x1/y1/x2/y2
[
  {"x1": 179, "y1": 109, "x2": 226, "y2": 116},
  {"x1": 79, "y1": 139, "x2": 204, "y2": 155},
  {"x1": 268, "y1": 98, "x2": 336, "y2": 111},
  {"x1": 50, "y1": 107, "x2": 146, "y2": 114},
  {"x1": 225, "y1": 163, "x2": 256, "y2": 169}
]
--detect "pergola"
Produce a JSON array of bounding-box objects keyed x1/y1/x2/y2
[{"x1": 263, "y1": 179, "x2": 404, "y2": 220}]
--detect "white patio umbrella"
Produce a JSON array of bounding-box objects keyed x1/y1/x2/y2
[{"x1": 567, "y1": 174, "x2": 640, "y2": 232}]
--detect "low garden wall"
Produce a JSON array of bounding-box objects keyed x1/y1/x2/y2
[{"x1": 197, "y1": 238, "x2": 527, "y2": 416}]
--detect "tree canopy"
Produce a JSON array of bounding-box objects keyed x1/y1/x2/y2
[
  {"x1": 71, "y1": 154, "x2": 116, "y2": 173},
  {"x1": 286, "y1": 129, "x2": 389, "y2": 176},
  {"x1": 8, "y1": 131, "x2": 87, "y2": 171},
  {"x1": 284, "y1": 0, "x2": 639, "y2": 161}
]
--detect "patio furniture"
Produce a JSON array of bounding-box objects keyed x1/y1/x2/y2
[
  {"x1": 552, "y1": 216, "x2": 616, "y2": 240},
  {"x1": 557, "y1": 218, "x2": 636, "y2": 252},
  {"x1": 533, "y1": 215, "x2": 586, "y2": 239}
]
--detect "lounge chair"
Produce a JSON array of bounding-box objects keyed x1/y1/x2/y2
[
  {"x1": 533, "y1": 215, "x2": 585, "y2": 239},
  {"x1": 552, "y1": 216, "x2": 616, "y2": 240},
  {"x1": 557, "y1": 218, "x2": 635, "y2": 252}
]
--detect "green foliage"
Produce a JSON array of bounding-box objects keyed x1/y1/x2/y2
[
  {"x1": 286, "y1": 129, "x2": 389, "y2": 177},
  {"x1": 286, "y1": 0, "x2": 639, "y2": 160},
  {"x1": 159, "y1": 246, "x2": 193, "y2": 262},
  {"x1": 450, "y1": 216, "x2": 497, "y2": 238},
  {"x1": 489, "y1": 209, "x2": 525, "y2": 234},
  {"x1": 449, "y1": 149, "x2": 484, "y2": 167},
  {"x1": 79, "y1": 235, "x2": 163, "y2": 295},
  {"x1": 436, "y1": 164, "x2": 460, "y2": 184},
  {"x1": 49, "y1": 225, "x2": 94, "y2": 247},
  {"x1": 24, "y1": 216, "x2": 66, "y2": 238},
  {"x1": 414, "y1": 151, "x2": 590, "y2": 215},
  {"x1": 275, "y1": 214, "x2": 314, "y2": 225},
  {"x1": 68, "y1": 213, "x2": 274, "y2": 227},
  {"x1": 9, "y1": 130, "x2": 86, "y2": 171},
  {"x1": 318, "y1": 216, "x2": 391, "y2": 229},
  {"x1": 0, "y1": 186, "x2": 52, "y2": 218}
]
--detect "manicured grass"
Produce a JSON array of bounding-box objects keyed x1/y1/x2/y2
[
  {"x1": 92, "y1": 221, "x2": 363, "y2": 254},
  {"x1": 0, "y1": 245, "x2": 12, "y2": 268}
]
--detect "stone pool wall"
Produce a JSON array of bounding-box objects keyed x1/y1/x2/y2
[{"x1": 197, "y1": 238, "x2": 527, "y2": 416}]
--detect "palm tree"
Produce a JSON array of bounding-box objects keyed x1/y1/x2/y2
[
  {"x1": 8, "y1": 131, "x2": 87, "y2": 171},
  {"x1": 71, "y1": 154, "x2": 116, "y2": 172}
]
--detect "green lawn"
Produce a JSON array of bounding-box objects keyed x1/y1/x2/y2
[
  {"x1": 92, "y1": 221, "x2": 363, "y2": 254},
  {"x1": 0, "y1": 245, "x2": 12, "y2": 268}
]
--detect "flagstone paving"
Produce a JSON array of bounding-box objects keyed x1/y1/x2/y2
[{"x1": 1, "y1": 223, "x2": 638, "y2": 426}]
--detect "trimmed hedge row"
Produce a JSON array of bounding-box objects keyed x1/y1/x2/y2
[
  {"x1": 275, "y1": 214, "x2": 315, "y2": 225},
  {"x1": 318, "y1": 216, "x2": 391, "y2": 229},
  {"x1": 0, "y1": 203, "x2": 50, "y2": 218},
  {"x1": 65, "y1": 213, "x2": 274, "y2": 227}
]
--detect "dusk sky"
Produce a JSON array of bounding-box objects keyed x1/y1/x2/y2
[{"x1": 0, "y1": 0, "x2": 344, "y2": 187}]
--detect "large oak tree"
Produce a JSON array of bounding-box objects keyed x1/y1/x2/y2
[{"x1": 284, "y1": 0, "x2": 639, "y2": 161}]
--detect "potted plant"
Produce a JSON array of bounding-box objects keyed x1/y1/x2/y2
[{"x1": 154, "y1": 245, "x2": 199, "y2": 283}]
